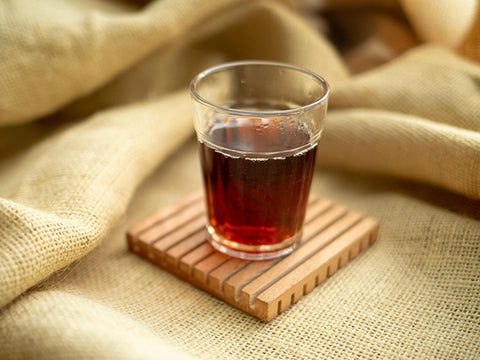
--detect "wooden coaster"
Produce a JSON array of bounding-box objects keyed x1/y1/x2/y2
[{"x1": 127, "y1": 190, "x2": 379, "y2": 322}]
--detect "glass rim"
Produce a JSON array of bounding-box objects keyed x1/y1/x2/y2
[{"x1": 190, "y1": 60, "x2": 330, "y2": 117}]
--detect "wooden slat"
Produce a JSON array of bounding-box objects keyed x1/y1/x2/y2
[
  {"x1": 138, "y1": 200, "x2": 204, "y2": 246},
  {"x1": 127, "y1": 191, "x2": 379, "y2": 322},
  {"x1": 193, "y1": 252, "x2": 230, "y2": 284},
  {"x1": 207, "y1": 258, "x2": 250, "y2": 294},
  {"x1": 179, "y1": 242, "x2": 215, "y2": 275},
  {"x1": 164, "y1": 230, "x2": 207, "y2": 268},
  {"x1": 127, "y1": 190, "x2": 203, "y2": 239}
]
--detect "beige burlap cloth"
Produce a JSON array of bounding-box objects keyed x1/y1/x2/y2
[{"x1": 1, "y1": 0, "x2": 479, "y2": 358}]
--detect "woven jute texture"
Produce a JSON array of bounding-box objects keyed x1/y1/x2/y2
[{"x1": 0, "y1": 0, "x2": 479, "y2": 359}]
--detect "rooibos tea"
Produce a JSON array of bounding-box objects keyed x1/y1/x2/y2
[{"x1": 191, "y1": 61, "x2": 329, "y2": 260}]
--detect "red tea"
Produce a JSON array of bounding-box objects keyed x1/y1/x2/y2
[{"x1": 199, "y1": 117, "x2": 317, "y2": 250}]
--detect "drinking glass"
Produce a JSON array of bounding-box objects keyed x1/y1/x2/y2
[{"x1": 190, "y1": 61, "x2": 329, "y2": 260}]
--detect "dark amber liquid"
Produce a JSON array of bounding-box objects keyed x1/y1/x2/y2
[{"x1": 199, "y1": 117, "x2": 317, "y2": 248}]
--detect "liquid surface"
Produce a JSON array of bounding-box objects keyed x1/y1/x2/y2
[
  {"x1": 207, "y1": 116, "x2": 311, "y2": 154},
  {"x1": 199, "y1": 117, "x2": 317, "y2": 247}
]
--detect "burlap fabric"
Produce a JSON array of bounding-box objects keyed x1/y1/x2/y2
[{"x1": 1, "y1": 0, "x2": 479, "y2": 358}]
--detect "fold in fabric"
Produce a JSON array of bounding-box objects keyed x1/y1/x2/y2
[{"x1": 0, "y1": 91, "x2": 192, "y2": 306}]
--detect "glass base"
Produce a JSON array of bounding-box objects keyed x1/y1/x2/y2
[{"x1": 207, "y1": 226, "x2": 301, "y2": 261}]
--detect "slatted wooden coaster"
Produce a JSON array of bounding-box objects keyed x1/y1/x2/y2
[{"x1": 127, "y1": 190, "x2": 379, "y2": 322}]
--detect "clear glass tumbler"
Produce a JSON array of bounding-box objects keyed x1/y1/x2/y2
[{"x1": 190, "y1": 61, "x2": 329, "y2": 260}]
